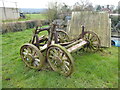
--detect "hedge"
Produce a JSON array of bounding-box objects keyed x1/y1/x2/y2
[{"x1": 1, "y1": 20, "x2": 47, "y2": 34}]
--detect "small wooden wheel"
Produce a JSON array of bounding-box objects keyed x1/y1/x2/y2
[
  {"x1": 47, "y1": 44, "x2": 74, "y2": 76},
  {"x1": 20, "y1": 43, "x2": 45, "y2": 69},
  {"x1": 80, "y1": 31, "x2": 101, "y2": 52},
  {"x1": 57, "y1": 30, "x2": 70, "y2": 43}
]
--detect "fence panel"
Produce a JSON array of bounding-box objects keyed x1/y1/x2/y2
[{"x1": 67, "y1": 11, "x2": 111, "y2": 47}]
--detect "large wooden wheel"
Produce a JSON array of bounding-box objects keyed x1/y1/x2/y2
[
  {"x1": 20, "y1": 43, "x2": 45, "y2": 69},
  {"x1": 47, "y1": 44, "x2": 74, "y2": 76},
  {"x1": 80, "y1": 31, "x2": 101, "y2": 52},
  {"x1": 57, "y1": 30, "x2": 70, "y2": 43}
]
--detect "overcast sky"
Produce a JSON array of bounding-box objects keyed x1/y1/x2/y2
[{"x1": 0, "y1": 0, "x2": 119, "y2": 8}]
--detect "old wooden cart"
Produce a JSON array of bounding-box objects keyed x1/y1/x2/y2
[{"x1": 20, "y1": 21, "x2": 101, "y2": 76}]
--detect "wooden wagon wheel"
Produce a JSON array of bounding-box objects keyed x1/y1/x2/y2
[
  {"x1": 80, "y1": 31, "x2": 101, "y2": 52},
  {"x1": 56, "y1": 30, "x2": 70, "y2": 43},
  {"x1": 47, "y1": 44, "x2": 74, "y2": 76},
  {"x1": 20, "y1": 43, "x2": 45, "y2": 69}
]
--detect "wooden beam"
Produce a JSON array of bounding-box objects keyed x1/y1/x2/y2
[{"x1": 67, "y1": 40, "x2": 87, "y2": 53}]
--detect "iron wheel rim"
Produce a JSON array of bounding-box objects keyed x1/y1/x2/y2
[
  {"x1": 20, "y1": 43, "x2": 45, "y2": 69},
  {"x1": 47, "y1": 44, "x2": 74, "y2": 76}
]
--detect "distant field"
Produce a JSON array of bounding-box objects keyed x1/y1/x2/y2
[
  {"x1": 25, "y1": 14, "x2": 47, "y2": 20},
  {"x1": 2, "y1": 14, "x2": 47, "y2": 23},
  {"x1": 2, "y1": 28, "x2": 118, "y2": 88}
]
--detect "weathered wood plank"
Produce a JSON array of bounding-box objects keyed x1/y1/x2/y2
[
  {"x1": 67, "y1": 40, "x2": 87, "y2": 53},
  {"x1": 67, "y1": 11, "x2": 111, "y2": 47}
]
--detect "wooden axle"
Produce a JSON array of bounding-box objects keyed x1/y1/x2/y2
[
  {"x1": 67, "y1": 40, "x2": 87, "y2": 53},
  {"x1": 65, "y1": 39, "x2": 83, "y2": 49}
]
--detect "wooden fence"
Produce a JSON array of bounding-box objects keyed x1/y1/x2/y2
[{"x1": 66, "y1": 11, "x2": 111, "y2": 47}]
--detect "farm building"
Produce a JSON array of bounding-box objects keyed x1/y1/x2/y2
[{"x1": 0, "y1": 7, "x2": 19, "y2": 20}]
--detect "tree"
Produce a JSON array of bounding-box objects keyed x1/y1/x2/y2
[
  {"x1": 85, "y1": 3, "x2": 94, "y2": 11},
  {"x1": 109, "y1": 5, "x2": 115, "y2": 11},
  {"x1": 96, "y1": 5, "x2": 102, "y2": 11},
  {"x1": 59, "y1": 3, "x2": 72, "y2": 20},
  {"x1": 73, "y1": 2, "x2": 81, "y2": 11},
  {"x1": 80, "y1": 0, "x2": 93, "y2": 10},
  {"x1": 46, "y1": 2, "x2": 61, "y2": 22},
  {"x1": 72, "y1": 0, "x2": 94, "y2": 11},
  {"x1": 46, "y1": 2, "x2": 71, "y2": 21},
  {"x1": 61, "y1": 3, "x2": 71, "y2": 14}
]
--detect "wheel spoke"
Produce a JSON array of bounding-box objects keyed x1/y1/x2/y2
[
  {"x1": 62, "y1": 65, "x2": 69, "y2": 73},
  {"x1": 87, "y1": 46, "x2": 91, "y2": 52},
  {"x1": 49, "y1": 55, "x2": 54, "y2": 59},
  {"x1": 81, "y1": 31, "x2": 100, "y2": 52},
  {"x1": 62, "y1": 61, "x2": 71, "y2": 73},
  {"x1": 84, "y1": 34, "x2": 87, "y2": 40},
  {"x1": 27, "y1": 47, "x2": 32, "y2": 53},
  {"x1": 47, "y1": 45, "x2": 73, "y2": 76},
  {"x1": 90, "y1": 35, "x2": 94, "y2": 41},
  {"x1": 87, "y1": 33, "x2": 90, "y2": 39},
  {"x1": 23, "y1": 49, "x2": 28, "y2": 54},
  {"x1": 35, "y1": 58, "x2": 40, "y2": 62},
  {"x1": 20, "y1": 44, "x2": 44, "y2": 69},
  {"x1": 57, "y1": 30, "x2": 70, "y2": 43},
  {"x1": 33, "y1": 60, "x2": 39, "y2": 67},
  {"x1": 91, "y1": 37, "x2": 97, "y2": 42},
  {"x1": 60, "y1": 52, "x2": 64, "y2": 59},
  {"x1": 64, "y1": 61, "x2": 70, "y2": 66},
  {"x1": 62, "y1": 54, "x2": 68, "y2": 61},
  {"x1": 31, "y1": 50, "x2": 36, "y2": 55},
  {"x1": 91, "y1": 45, "x2": 97, "y2": 50},
  {"x1": 23, "y1": 52, "x2": 27, "y2": 57},
  {"x1": 52, "y1": 49, "x2": 58, "y2": 56},
  {"x1": 92, "y1": 41, "x2": 99, "y2": 44},
  {"x1": 50, "y1": 50, "x2": 55, "y2": 56}
]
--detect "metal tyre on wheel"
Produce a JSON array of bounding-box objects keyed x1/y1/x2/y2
[
  {"x1": 20, "y1": 43, "x2": 45, "y2": 69},
  {"x1": 47, "y1": 44, "x2": 74, "y2": 76},
  {"x1": 80, "y1": 31, "x2": 101, "y2": 52}
]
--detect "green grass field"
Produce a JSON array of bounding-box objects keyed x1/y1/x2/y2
[
  {"x1": 2, "y1": 14, "x2": 47, "y2": 23},
  {"x1": 2, "y1": 29, "x2": 118, "y2": 88},
  {"x1": 25, "y1": 14, "x2": 47, "y2": 20}
]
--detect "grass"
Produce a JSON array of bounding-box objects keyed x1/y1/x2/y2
[
  {"x1": 2, "y1": 18, "x2": 29, "y2": 23},
  {"x1": 1, "y1": 29, "x2": 118, "y2": 88},
  {"x1": 2, "y1": 14, "x2": 47, "y2": 23},
  {"x1": 25, "y1": 14, "x2": 47, "y2": 20}
]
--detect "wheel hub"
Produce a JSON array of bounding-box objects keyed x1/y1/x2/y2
[{"x1": 25, "y1": 54, "x2": 34, "y2": 63}]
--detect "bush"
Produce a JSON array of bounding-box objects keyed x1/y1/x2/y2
[
  {"x1": 2, "y1": 20, "x2": 46, "y2": 34},
  {"x1": 110, "y1": 15, "x2": 119, "y2": 28}
]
